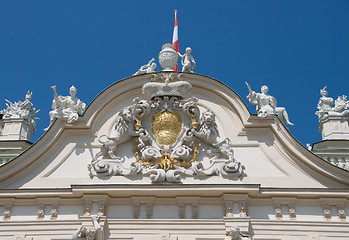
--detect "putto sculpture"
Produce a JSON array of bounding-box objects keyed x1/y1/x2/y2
[
  {"x1": 133, "y1": 58, "x2": 157, "y2": 76},
  {"x1": 315, "y1": 86, "x2": 349, "y2": 120},
  {"x1": 45, "y1": 85, "x2": 86, "y2": 130},
  {"x1": 178, "y1": 47, "x2": 196, "y2": 73},
  {"x1": 245, "y1": 82, "x2": 293, "y2": 126},
  {"x1": 0, "y1": 91, "x2": 40, "y2": 131}
]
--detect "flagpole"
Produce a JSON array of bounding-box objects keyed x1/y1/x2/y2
[{"x1": 172, "y1": 10, "x2": 179, "y2": 71}]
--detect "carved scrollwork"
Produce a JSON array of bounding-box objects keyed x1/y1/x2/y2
[{"x1": 89, "y1": 72, "x2": 245, "y2": 183}]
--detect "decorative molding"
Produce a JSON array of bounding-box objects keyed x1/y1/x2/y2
[
  {"x1": 337, "y1": 204, "x2": 346, "y2": 220},
  {"x1": 84, "y1": 200, "x2": 92, "y2": 216},
  {"x1": 3, "y1": 204, "x2": 12, "y2": 221},
  {"x1": 323, "y1": 204, "x2": 331, "y2": 220},
  {"x1": 37, "y1": 204, "x2": 45, "y2": 220},
  {"x1": 274, "y1": 203, "x2": 282, "y2": 220},
  {"x1": 145, "y1": 202, "x2": 153, "y2": 219},
  {"x1": 2, "y1": 198, "x2": 14, "y2": 221},
  {"x1": 178, "y1": 202, "x2": 185, "y2": 219},
  {"x1": 98, "y1": 201, "x2": 107, "y2": 217},
  {"x1": 288, "y1": 204, "x2": 296, "y2": 220},
  {"x1": 223, "y1": 194, "x2": 249, "y2": 218},
  {"x1": 192, "y1": 202, "x2": 199, "y2": 219},
  {"x1": 239, "y1": 200, "x2": 247, "y2": 218},
  {"x1": 133, "y1": 202, "x2": 140, "y2": 219},
  {"x1": 50, "y1": 203, "x2": 58, "y2": 220}
]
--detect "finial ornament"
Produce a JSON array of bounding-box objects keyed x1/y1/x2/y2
[
  {"x1": 158, "y1": 43, "x2": 178, "y2": 71},
  {"x1": 245, "y1": 82, "x2": 293, "y2": 125}
]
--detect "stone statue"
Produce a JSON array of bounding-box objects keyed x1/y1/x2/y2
[
  {"x1": 178, "y1": 47, "x2": 196, "y2": 73},
  {"x1": 245, "y1": 82, "x2": 293, "y2": 126},
  {"x1": 192, "y1": 109, "x2": 234, "y2": 160},
  {"x1": 225, "y1": 226, "x2": 251, "y2": 240},
  {"x1": 133, "y1": 58, "x2": 157, "y2": 75},
  {"x1": 45, "y1": 85, "x2": 86, "y2": 130},
  {"x1": 71, "y1": 216, "x2": 103, "y2": 240},
  {"x1": 91, "y1": 107, "x2": 140, "y2": 163},
  {"x1": 0, "y1": 91, "x2": 40, "y2": 131},
  {"x1": 315, "y1": 86, "x2": 349, "y2": 120}
]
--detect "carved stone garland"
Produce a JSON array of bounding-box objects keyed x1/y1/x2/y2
[{"x1": 88, "y1": 73, "x2": 244, "y2": 183}]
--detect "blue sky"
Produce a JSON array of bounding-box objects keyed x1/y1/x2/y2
[{"x1": 1, "y1": 0, "x2": 348, "y2": 146}]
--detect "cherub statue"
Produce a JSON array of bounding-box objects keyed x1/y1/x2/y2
[
  {"x1": 246, "y1": 82, "x2": 293, "y2": 126},
  {"x1": 133, "y1": 58, "x2": 157, "y2": 75},
  {"x1": 71, "y1": 216, "x2": 103, "y2": 240},
  {"x1": 45, "y1": 85, "x2": 86, "y2": 130},
  {"x1": 178, "y1": 47, "x2": 196, "y2": 73},
  {"x1": 91, "y1": 107, "x2": 140, "y2": 163},
  {"x1": 225, "y1": 226, "x2": 251, "y2": 240}
]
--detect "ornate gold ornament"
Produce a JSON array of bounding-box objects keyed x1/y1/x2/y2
[
  {"x1": 156, "y1": 151, "x2": 177, "y2": 171},
  {"x1": 151, "y1": 111, "x2": 182, "y2": 146}
]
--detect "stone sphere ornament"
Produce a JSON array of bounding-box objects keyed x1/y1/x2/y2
[{"x1": 158, "y1": 43, "x2": 178, "y2": 71}]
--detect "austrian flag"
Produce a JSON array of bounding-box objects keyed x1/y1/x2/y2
[{"x1": 172, "y1": 10, "x2": 179, "y2": 71}]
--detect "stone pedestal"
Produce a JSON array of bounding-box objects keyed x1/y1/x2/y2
[
  {"x1": 0, "y1": 118, "x2": 34, "y2": 141},
  {"x1": 319, "y1": 116, "x2": 349, "y2": 140}
]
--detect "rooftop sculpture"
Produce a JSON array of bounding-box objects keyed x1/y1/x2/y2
[
  {"x1": 0, "y1": 91, "x2": 40, "y2": 132},
  {"x1": 133, "y1": 58, "x2": 157, "y2": 75},
  {"x1": 245, "y1": 82, "x2": 293, "y2": 126},
  {"x1": 134, "y1": 44, "x2": 196, "y2": 74},
  {"x1": 45, "y1": 85, "x2": 86, "y2": 131},
  {"x1": 315, "y1": 86, "x2": 349, "y2": 121},
  {"x1": 178, "y1": 47, "x2": 196, "y2": 73}
]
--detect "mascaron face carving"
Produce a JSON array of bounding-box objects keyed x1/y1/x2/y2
[{"x1": 88, "y1": 72, "x2": 245, "y2": 183}]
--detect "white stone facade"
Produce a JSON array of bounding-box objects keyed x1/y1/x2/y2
[{"x1": 0, "y1": 73, "x2": 348, "y2": 240}]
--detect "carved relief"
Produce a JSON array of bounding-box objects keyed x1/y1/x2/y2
[
  {"x1": 224, "y1": 200, "x2": 233, "y2": 218},
  {"x1": 288, "y1": 204, "x2": 296, "y2": 220},
  {"x1": 3, "y1": 204, "x2": 11, "y2": 221},
  {"x1": 133, "y1": 202, "x2": 140, "y2": 219},
  {"x1": 89, "y1": 71, "x2": 245, "y2": 183},
  {"x1": 192, "y1": 203, "x2": 199, "y2": 219},
  {"x1": 323, "y1": 204, "x2": 331, "y2": 220},
  {"x1": 145, "y1": 203, "x2": 153, "y2": 219},
  {"x1": 37, "y1": 205, "x2": 45, "y2": 220},
  {"x1": 239, "y1": 200, "x2": 247, "y2": 217},
  {"x1": 274, "y1": 204, "x2": 282, "y2": 219},
  {"x1": 178, "y1": 202, "x2": 186, "y2": 219},
  {"x1": 50, "y1": 204, "x2": 58, "y2": 220},
  {"x1": 97, "y1": 201, "x2": 107, "y2": 217},
  {"x1": 84, "y1": 201, "x2": 92, "y2": 216},
  {"x1": 337, "y1": 205, "x2": 346, "y2": 220}
]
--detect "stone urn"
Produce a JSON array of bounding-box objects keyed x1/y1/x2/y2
[{"x1": 158, "y1": 43, "x2": 178, "y2": 71}]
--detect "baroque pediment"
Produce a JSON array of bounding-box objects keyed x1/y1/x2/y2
[
  {"x1": 88, "y1": 72, "x2": 245, "y2": 183},
  {"x1": 1, "y1": 72, "x2": 349, "y2": 189}
]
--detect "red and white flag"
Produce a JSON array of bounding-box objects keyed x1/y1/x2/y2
[{"x1": 172, "y1": 10, "x2": 179, "y2": 71}]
